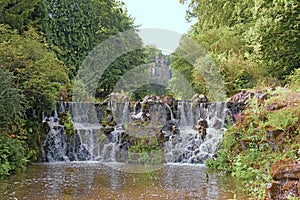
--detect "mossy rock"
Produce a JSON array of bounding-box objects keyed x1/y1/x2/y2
[{"x1": 271, "y1": 159, "x2": 300, "y2": 181}]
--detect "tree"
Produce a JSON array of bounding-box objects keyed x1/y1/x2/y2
[
  {"x1": 181, "y1": 0, "x2": 254, "y2": 31},
  {"x1": 0, "y1": 0, "x2": 47, "y2": 32},
  {"x1": 173, "y1": 1, "x2": 258, "y2": 96},
  {"x1": 178, "y1": 0, "x2": 300, "y2": 96},
  {"x1": 45, "y1": 0, "x2": 136, "y2": 76},
  {"x1": 245, "y1": 0, "x2": 300, "y2": 79},
  {"x1": 0, "y1": 25, "x2": 70, "y2": 113}
]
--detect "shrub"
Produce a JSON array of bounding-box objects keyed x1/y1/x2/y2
[
  {"x1": 288, "y1": 68, "x2": 300, "y2": 89},
  {"x1": 59, "y1": 111, "x2": 75, "y2": 136},
  {"x1": 0, "y1": 136, "x2": 29, "y2": 176}
]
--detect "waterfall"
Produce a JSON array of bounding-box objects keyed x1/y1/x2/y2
[
  {"x1": 178, "y1": 101, "x2": 195, "y2": 127},
  {"x1": 42, "y1": 111, "x2": 70, "y2": 162},
  {"x1": 109, "y1": 94, "x2": 131, "y2": 124},
  {"x1": 42, "y1": 97, "x2": 229, "y2": 164},
  {"x1": 121, "y1": 102, "x2": 131, "y2": 124},
  {"x1": 42, "y1": 102, "x2": 103, "y2": 162},
  {"x1": 165, "y1": 102, "x2": 228, "y2": 164},
  {"x1": 149, "y1": 103, "x2": 167, "y2": 125},
  {"x1": 197, "y1": 102, "x2": 227, "y2": 160},
  {"x1": 164, "y1": 103, "x2": 174, "y2": 120},
  {"x1": 100, "y1": 130, "x2": 128, "y2": 162}
]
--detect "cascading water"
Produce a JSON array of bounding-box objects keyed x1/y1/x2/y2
[
  {"x1": 42, "y1": 102, "x2": 103, "y2": 161},
  {"x1": 164, "y1": 103, "x2": 174, "y2": 121},
  {"x1": 42, "y1": 110, "x2": 70, "y2": 162},
  {"x1": 198, "y1": 102, "x2": 228, "y2": 156},
  {"x1": 42, "y1": 95, "x2": 229, "y2": 164},
  {"x1": 164, "y1": 101, "x2": 228, "y2": 163},
  {"x1": 178, "y1": 100, "x2": 195, "y2": 127},
  {"x1": 109, "y1": 94, "x2": 131, "y2": 124}
]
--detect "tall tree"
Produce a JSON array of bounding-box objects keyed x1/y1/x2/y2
[
  {"x1": 0, "y1": 0, "x2": 47, "y2": 32},
  {"x1": 181, "y1": 0, "x2": 254, "y2": 30},
  {"x1": 45, "y1": 0, "x2": 136, "y2": 76},
  {"x1": 246, "y1": 0, "x2": 300, "y2": 79},
  {"x1": 176, "y1": 0, "x2": 300, "y2": 97}
]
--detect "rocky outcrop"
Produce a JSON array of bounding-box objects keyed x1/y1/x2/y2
[
  {"x1": 266, "y1": 159, "x2": 300, "y2": 200},
  {"x1": 191, "y1": 94, "x2": 208, "y2": 104},
  {"x1": 158, "y1": 120, "x2": 180, "y2": 148},
  {"x1": 230, "y1": 90, "x2": 268, "y2": 106},
  {"x1": 228, "y1": 90, "x2": 269, "y2": 123},
  {"x1": 138, "y1": 95, "x2": 178, "y2": 123},
  {"x1": 195, "y1": 119, "x2": 208, "y2": 140}
]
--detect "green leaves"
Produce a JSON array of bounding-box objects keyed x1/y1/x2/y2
[
  {"x1": 0, "y1": 25, "x2": 70, "y2": 113},
  {"x1": 180, "y1": 0, "x2": 300, "y2": 97},
  {"x1": 0, "y1": 0, "x2": 48, "y2": 32},
  {"x1": 264, "y1": 109, "x2": 298, "y2": 131},
  {"x1": 246, "y1": 0, "x2": 300, "y2": 79},
  {"x1": 206, "y1": 89, "x2": 300, "y2": 197},
  {"x1": 0, "y1": 136, "x2": 29, "y2": 176},
  {"x1": 59, "y1": 111, "x2": 75, "y2": 136},
  {"x1": 0, "y1": 68, "x2": 23, "y2": 128},
  {"x1": 45, "y1": 0, "x2": 137, "y2": 75}
]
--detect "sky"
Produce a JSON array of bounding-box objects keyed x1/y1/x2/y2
[{"x1": 121, "y1": 0, "x2": 192, "y2": 34}]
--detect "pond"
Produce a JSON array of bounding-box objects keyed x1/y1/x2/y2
[{"x1": 0, "y1": 162, "x2": 248, "y2": 200}]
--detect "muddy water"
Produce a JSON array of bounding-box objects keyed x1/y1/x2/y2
[{"x1": 0, "y1": 162, "x2": 248, "y2": 200}]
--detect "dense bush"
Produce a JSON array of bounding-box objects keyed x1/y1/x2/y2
[
  {"x1": 0, "y1": 136, "x2": 29, "y2": 176},
  {"x1": 0, "y1": 25, "x2": 70, "y2": 113},
  {"x1": 288, "y1": 68, "x2": 300, "y2": 88}
]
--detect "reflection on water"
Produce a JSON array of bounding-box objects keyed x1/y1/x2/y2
[{"x1": 0, "y1": 162, "x2": 247, "y2": 200}]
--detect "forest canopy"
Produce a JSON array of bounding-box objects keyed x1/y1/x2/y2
[{"x1": 171, "y1": 0, "x2": 300, "y2": 98}]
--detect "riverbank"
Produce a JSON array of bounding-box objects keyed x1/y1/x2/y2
[{"x1": 206, "y1": 86, "x2": 300, "y2": 198}]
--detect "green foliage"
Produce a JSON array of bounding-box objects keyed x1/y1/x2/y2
[
  {"x1": 96, "y1": 49, "x2": 146, "y2": 99},
  {"x1": 265, "y1": 109, "x2": 298, "y2": 131},
  {"x1": 23, "y1": 120, "x2": 48, "y2": 162},
  {"x1": 0, "y1": 136, "x2": 29, "y2": 176},
  {"x1": 0, "y1": 0, "x2": 41, "y2": 31},
  {"x1": 171, "y1": 26, "x2": 258, "y2": 98},
  {"x1": 288, "y1": 195, "x2": 299, "y2": 200},
  {"x1": 183, "y1": 0, "x2": 253, "y2": 30},
  {"x1": 179, "y1": 0, "x2": 300, "y2": 96},
  {"x1": 95, "y1": 45, "x2": 171, "y2": 100},
  {"x1": 128, "y1": 137, "x2": 164, "y2": 165},
  {"x1": 0, "y1": 68, "x2": 23, "y2": 129},
  {"x1": 0, "y1": 24, "x2": 70, "y2": 175},
  {"x1": 245, "y1": 0, "x2": 300, "y2": 79},
  {"x1": 0, "y1": 0, "x2": 147, "y2": 177},
  {"x1": 143, "y1": 45, "x2": 163, "y2": 63},
  {"x1": 44, "y1": 0, "x2": 136, "y2": 76},
  {"x1": 169, "y1": 53, "x2": 207, "y2": 100},
  {"x1": 59, "y1": 111, "x2": 75, "y2": 136},
  {"x1": 0, "y1": 25, "x2": 70, "y2": 112},
  {"x1": 206, "y1": 89, "x2": 300, "y2": 197},
  {"x1": 288, "y1": 68, "x2": 300, "y2": 89}
]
